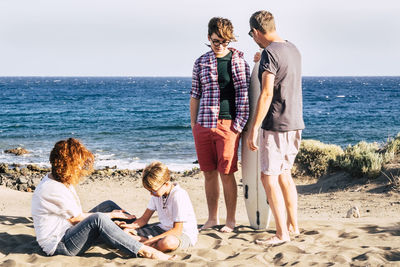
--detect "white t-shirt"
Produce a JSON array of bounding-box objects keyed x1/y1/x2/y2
[
  {"x1": 31, "y1": 174, "x2": 83, "y2": 255},
  {"x1": 147, "y1": 183, "x2": 198, "y2": 245}
]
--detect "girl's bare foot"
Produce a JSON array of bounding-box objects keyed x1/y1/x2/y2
[{"x1": 138, "y1": 245, "x2": 176, "y2": 260}]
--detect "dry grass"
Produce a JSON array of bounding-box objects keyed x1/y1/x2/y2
[{"x1": 382, "y1": 170, "x2": 400, "y2": 192}]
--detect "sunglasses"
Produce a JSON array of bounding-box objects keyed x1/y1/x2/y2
[
  {"x1": 248, "y1": 29, "x2": 254, "y2": 38},
  {"x1": 210, "y1": 39, "x2": 230, "y2": 47}
]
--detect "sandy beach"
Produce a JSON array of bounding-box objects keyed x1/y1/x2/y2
[{"x1": 1, "y1": 164, "x2": 399, "y2": 266}]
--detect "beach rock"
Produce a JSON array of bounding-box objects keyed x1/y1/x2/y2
[
  {"x1": 6, "y1": 180, "x2": 14, "y2": 188},
  {"x1": 20, "y1": 168, "x2": 30, "y2": 176},
  {"x1": 4, "y1": 147, "x2": 30, "y2": 156},
  {"x1": 27, "y1": 164, "x2": 41, "y2": 172},
  {"x1": 18, "y1": 183, "x2": 28, "y2": 192},
  {"x1": 346, "y1": 206, "x2": 361, "y2": 218},
  {"x1": 17, "y1": 176, "x2": 28, "y2": 184},
  {"x1": 0, "y1": 163, "x2": 9, "y2": 173}
]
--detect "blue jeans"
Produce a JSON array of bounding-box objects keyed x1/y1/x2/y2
[{"x1": 54, "y1": 200, "x2": 142, "y2": 257}]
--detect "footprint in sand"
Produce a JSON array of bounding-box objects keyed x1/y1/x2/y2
[
  {"x1": 352, "y1": 253, "x2": 368, "y2": 261},
  {"x1": 338, "y1": 232, "x2": 359, "y2": 239},
  {"x1": 303, "y1": 230, "x2": 319, "y2": 235},
  {"x1": 384, "y1": 251, "x2": 400, "y2": 261}
]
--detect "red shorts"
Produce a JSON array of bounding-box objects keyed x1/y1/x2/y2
[{"x1": 192, "y1": 119, "x2": 240, "y2": 174}]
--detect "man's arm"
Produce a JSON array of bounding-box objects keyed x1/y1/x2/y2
[
  {"x1": 190, "y1": 97, "x2": 200, "y2": 128},
  {"x1": 247, "y1": 71, "x2": 275, "y2": 151}
]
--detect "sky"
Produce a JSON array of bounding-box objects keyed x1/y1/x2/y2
[{"x1": 1, "y1": 0, "x2": 399, "y2": 77}]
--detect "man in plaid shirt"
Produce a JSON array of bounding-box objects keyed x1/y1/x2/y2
[{"x1": 190, "y1": 17, "x2": 250, "y2": 233}]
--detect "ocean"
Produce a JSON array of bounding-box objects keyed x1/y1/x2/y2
[{"x1": 0, "y1": 76, "x2": 399, "y2": 171}]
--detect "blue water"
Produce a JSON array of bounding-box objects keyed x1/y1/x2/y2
[{"x1": 0, "y1": 77, "x2": 399, "y2": 171}]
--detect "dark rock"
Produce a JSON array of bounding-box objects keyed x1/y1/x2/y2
[
  {"x1": 27, "y1": 164, "x2": 41, "y2": 172},
  {"x1": 20, "y1": 168, "x2": 30, "y2": 176},
  {"x1": 17, "y1": 176, "x2": 28, "y2": 184},
  {"x1": 4, "y1": 147, "x2": 30, "y2": 156},
  {"x1": 0, "y1": 163, "x2": 9, "y2": 174},
  {"x1": 18, "y1": 183, "x2": 28, "y2": 191}
]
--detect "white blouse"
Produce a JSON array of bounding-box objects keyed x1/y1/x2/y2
[{"x1": 31, "y1": 174, "x2": 83, "y2": 255}]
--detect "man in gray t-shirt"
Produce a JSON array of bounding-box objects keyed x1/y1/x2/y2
[{"x1": 247, "y1": 10, "x2": 304, "y2": 245}]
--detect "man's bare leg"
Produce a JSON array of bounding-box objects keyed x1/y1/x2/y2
[
  {"x1": 219, "y1": 172, "x2": 237, "y2": 232},
  {"x1": 201, "y1": 170, "x2": 220, "y2": 229},
  {"x1": 258, "y1": 173, "x2": 290, "y2": 244},
  {"x1": 279, "y1": 170, "x2": 300, "y2": 235}
]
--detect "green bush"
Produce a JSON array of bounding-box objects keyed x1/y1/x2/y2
[
  {"x1": 339, "y1": 141, "x2": 383, "y2": 179},
  {"x1": 382, "y1": 133, "x2": 400, "y2": 163},
  {"x1": 295, "y1": 140, "x2": 344, "y2": 177}
]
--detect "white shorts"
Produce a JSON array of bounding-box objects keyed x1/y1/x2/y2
[{"x1": 260, "y1": 130, "x2": 302, "y2": 176}]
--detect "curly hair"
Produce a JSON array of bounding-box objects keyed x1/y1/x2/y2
[
  {"x1": 49, "y1": 138, "x2": 94, "y2": 185},
  {"x1": 208, "y1": 17, "x2": 237, "y2": 42},
  {"x1": 142, "y1": 161, "x2": 170, "y2": 191}
]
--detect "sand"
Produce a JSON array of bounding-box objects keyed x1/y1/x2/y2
[{"x1": 0, "y1": 168, "x2": 399, "y2": 266}]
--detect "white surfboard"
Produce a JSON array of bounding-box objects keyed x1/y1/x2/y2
[{"x1": 241, "y1": 60, "x2": 272, "y2": 230}]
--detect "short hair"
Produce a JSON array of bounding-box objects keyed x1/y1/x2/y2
[
  {"x1": 49, "y1": 138, "x2": 94, "y2": 185},
  {"x1": 249, "y1": 10, "x2": 276, "y2": 34},
  {"x1": 142, "y1": 161, "x2": 170, "y2": 191},
  {"x1": 208, "y1": 17, "x2": 237, "y2": 42}
]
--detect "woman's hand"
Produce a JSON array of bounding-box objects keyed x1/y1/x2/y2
[
  {"x1": 109, "y1": 209, "x2": 136, "y2": 220},
  {"x1": 117, "y1": 221, "x2": 141, "y2": 230}
]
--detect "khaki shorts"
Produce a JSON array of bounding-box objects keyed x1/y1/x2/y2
[
  {"x1": 260, "y1": 130, "x2": 302, "y2": 176},
  {"x1": 136, "y1": 224, "x2": 192, "y2": 250}
]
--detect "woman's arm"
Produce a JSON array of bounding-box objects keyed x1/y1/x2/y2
[{"x1": 68, "y1": 210, "x2": 136, "y2": 225}]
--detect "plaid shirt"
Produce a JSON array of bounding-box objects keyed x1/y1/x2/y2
[{"x1": 191, "y1": 48, "x2": 250, "y2": 133}]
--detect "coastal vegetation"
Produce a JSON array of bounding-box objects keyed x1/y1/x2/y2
[{"x1": 295, "y1": 132, "x2": 400, "y2": 180}]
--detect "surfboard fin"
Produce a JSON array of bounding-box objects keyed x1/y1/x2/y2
[{"x1": 256, "y1": 211, "x2": 260, "y2": 226}]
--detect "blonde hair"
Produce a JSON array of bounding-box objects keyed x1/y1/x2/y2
[
  {"x1": 49, "y1": 138, "x2": 94, "y2": 185},
  {"x1": 142, "y1": 161, "x2": 170, "y2": 191},
  {"x1": 250, "y1": 10, "x2": 276, "y2": 34}
]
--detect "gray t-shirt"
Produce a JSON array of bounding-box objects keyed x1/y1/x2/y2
[{"x1": 258, "y1": 41, "x2": 305, "y2": 131}]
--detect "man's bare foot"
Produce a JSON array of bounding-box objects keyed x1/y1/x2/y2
[
  {"x1": 219, "y1": 221, "x2": 235, "y2": 233},
  {"x1": 255, "y1": 235, "x2": 290, "y2": 246},
  {"x1": 199, "y1": 219, "x2": 219, "y2": 230},
  {"x1": 138, "y1": 245, "x2": 176, "y2": 260}
]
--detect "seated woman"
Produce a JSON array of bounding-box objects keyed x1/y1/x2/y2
[{"x1": 31, "y1": 138, "x2": 173, "y2": 260}]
